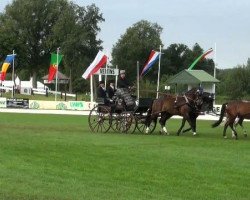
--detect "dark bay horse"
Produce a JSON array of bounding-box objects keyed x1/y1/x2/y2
[
  {"x1": 145, "y1": 88, "x2": 203, "y2": 135},
  {"x1": 212, "y1": 101, "x2": 250, "y2": 139},
  {"x1": 177, "y1": 92, "x2": 214, "y2": 135}
]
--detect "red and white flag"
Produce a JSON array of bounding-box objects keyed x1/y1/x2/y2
[{"x1": 82, "y1": 51, "x2": 108, "y2": 79}]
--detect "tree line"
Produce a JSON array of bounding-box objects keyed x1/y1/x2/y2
[{"x1": 0, "y1": 0, "x2": 248, "y2": 100}]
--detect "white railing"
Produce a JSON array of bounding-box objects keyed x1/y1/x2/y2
[
  {"x1": 32, "y1": 88, "x2": 76, "y2": 98},
  {"x1": 0, "y1": 86, "x2": 76, "y2": 98}
]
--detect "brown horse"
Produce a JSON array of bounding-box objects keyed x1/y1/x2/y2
[
  {"x1": 177, "y1": 92, "x2": 214, "y2": 134},
  {"x1": 211, "y1": 101, "x2": 250, "y2": 139},
  {"x1": 145, "y1": 88, "x2": 203, "y2": 135}
]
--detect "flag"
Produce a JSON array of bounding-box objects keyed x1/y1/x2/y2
[
  {"x1": 140, "y1": 50, "x2": 160, "y2": 76},
  {"x1": 48, "y1": 53, "x2": 63, "y2": 82},
  {"x1": 0, "y1": 54, "x2": 16, "y2": 81},
  {"x1": 188, "y1": 48, "x2": 213, "y2": 70},
  {"x1": 82, "y1": 51, "x2": 107, "y2": 79}
]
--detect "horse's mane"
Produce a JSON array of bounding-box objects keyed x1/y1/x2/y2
[{"x1": 185, "y1": 88, "x2": 198, "y2": 95}]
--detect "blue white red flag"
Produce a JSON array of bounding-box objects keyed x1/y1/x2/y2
[{"x1": 140, "y1": 50, "x2": 160, "y2": 77}]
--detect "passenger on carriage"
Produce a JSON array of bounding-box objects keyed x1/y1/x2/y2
[
  {"x1": 117, "y1": 70, "x2": 131, "y2": 89},
  {"x1": 97, "y1": 80, "x2": 110, "y2": 105},
  {"x1": 106, "y1": 80, "x2": 116, "y2": 99}
]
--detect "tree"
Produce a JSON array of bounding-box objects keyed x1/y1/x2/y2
[
  {"x1": 161, "y1": 43, "x2": 191, "y2": 75},
  {"x1": 216, "y1": 66, "x2": 250, "y2": 99},
  {"x1": 112, "y1": 20, "x2": 163, "y2": 82},
  {"x1": 0, "y1": 0, "x2": 104, "y2": 91},
  {"x1": 50, "y1": 3, "x2": 104, "y2": 92}
]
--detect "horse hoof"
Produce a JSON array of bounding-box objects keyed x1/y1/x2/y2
[
  {"x1": 223, "y1": 136, "x2": 227, "y2": 139},
  {"x1": 193, "y1": 132, "x2": 197, "y2": 136}
]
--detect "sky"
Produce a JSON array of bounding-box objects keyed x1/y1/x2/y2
[{"x1": 0, "y1": 0, "x2": 250, "y2": 69}]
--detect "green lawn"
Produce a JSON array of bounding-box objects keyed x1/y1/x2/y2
[{"x1": 0, "y1": 113, "x2": 249, "y2": 200}]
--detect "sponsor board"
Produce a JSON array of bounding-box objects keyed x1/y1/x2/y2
[
  {"x1": 0, "y1": 97, "x2": 6, "y2": 108},
  {"x1": 29, "y1": 100, "x2": 93, "y2": 110},
  {"x1": 7, "y1": 98, "x2": 29, "y2": 109},
  {"x1": 95, "y1": 68, "x2": 119, "y2": 76},
  {"x1": 213, "y1": 105, "x2": 222, "y2": 115},
  {"x1": 69, "y1": 101, "x2": 84, "y2": 110}
]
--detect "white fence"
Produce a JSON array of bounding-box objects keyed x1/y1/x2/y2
[{"x1": 0, "y1": 85, "x2": 76, "y2": 98}]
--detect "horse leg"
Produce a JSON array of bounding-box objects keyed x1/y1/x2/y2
[
  {"x1": 223, "y1": 119, "x2": 230, "y2": 139},
  {"x1": 236, "y1": 117, "x2": 247, "y2": 137},
  {"x1": 159, "y1": 112, "x2": 167, "y2": 135},
  {"x1": 159, "y1": 112, "x2": 171, "y2": 135},
  {"x1": 182, "y1": 115, "x2": 198, "y2": 133},
  {"x1": 145, "y1": 112, "x2": 156, "y2": 134},
  {"x1": 229, "y1": 122, "x2": 238, "y2": 140},
  {"x1": 184, "y1": 114, "x2": 197, "y2": 136},
  {"x1": 182, "y1": 127, "x2": 192, "y2": 133},
  {"x1": 177, "y1": 118, "x2": 186, "y2": 136},
  {"x1": 192, "y1": 117, "x2": 197, "y2": 136},
  {"x1": 189, "y1": 116, "x2": 197, "y2": 136}
]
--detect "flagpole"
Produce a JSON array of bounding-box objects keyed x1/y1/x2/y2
[
  {"x1": 213, "y1": 43, "x2": 217, "y2": 100},
  {"x1": 156, "y1": 45, "x2": 162, "y2": 99},
  {"x1": 137, "y1": 61, "x2": 140, "y2": 102},
  {"x1": 12, "y1": 50, "x2": 15, "y2": 98},
  {"x1": 55, "y1": 47, "x2": 60, "y2": 101},
  {"x1": 90, "y1": 75, "x2": 94, "y2": 103},
  {"x1": 115, "y1": 65, "x2": 118, "y2": 88},
  {"x1": 104, "y1": 51, "x2": 109, "y2": 88}
]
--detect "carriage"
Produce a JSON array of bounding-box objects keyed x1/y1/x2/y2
[{"x1": 88, "y1": 88, "x2": 156, "y2": 134}]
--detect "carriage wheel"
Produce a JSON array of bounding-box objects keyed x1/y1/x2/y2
[
  {"x1": 88, "y1": 105, "x2": 111, "y2": 133},
  {"x1": 111, "y1": 108, "x2": 125, "y2": 132},
  {"x1": 111, "y1": 113, "x2": 122, "y2": 132},
  {"x1": 118, "y1": 112, "x2": 137, "y2": 134},
  {"x1": 136, "y1": 116, "x2": 156, "y2": 134}
]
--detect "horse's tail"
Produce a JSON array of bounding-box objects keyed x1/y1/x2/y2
[{"x1": 211, "y1": 103, "x2": 228, "y2": 128}]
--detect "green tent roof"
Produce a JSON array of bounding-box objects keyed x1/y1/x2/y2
[{"x1": 167, "y1": 70, "x2": 220, "y2": 84}]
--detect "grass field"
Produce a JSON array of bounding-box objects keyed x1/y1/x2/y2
[{"x1": 0, "y1": 113, "x2": 249, "y2": 200}]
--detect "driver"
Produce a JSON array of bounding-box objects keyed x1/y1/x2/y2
[{"x1": 117, "y1": 70, "x2": 131, "y2": 89}]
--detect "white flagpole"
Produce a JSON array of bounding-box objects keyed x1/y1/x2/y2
[
  {"x1": 213, "y1": 43, "x2": 217, "y2": 100},
  {"x1": 115, "y1": 65, "x2": 118, "y2": 88},
  {"x1": 90, "y1": 75, "x2": 94, "y2": 102},
  {"x1": 55, "y1": 47, "x2": 60, "y2": 101},
  {"x1": 104, "y1": 51, "x2": 109, "y2": 88},
  {"x1": 12, "y1": 50, "x2": 15, "y2": 98},
  {"x1": 156, "y1": 45, "x2": 162, "y2": 99},
  {"x1": 137, "y1": 61, "x2": 140, "y2": 102}
]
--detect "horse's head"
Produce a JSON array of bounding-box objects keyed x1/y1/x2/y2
[{"x1": 185, "y1": 88, "x2": 204, "y2": 108}]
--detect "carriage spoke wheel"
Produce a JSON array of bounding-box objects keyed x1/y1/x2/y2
[
  {"x1": 119, "y1": 112, "x2": 137, "y2": 134},
  {"x1": 111, "y1": 108, "x2": 125, "y2": 132},
  {"x1": 136, "y1": 116, "x2": 156, "y2": 134},
  {"x1": 88, "y1": 105, "x2": 111, "y2": 133},
  {"x1": 111, "y1": 113, "x2": 122, "y2": 132}
]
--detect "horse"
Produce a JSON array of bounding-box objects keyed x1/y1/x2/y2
[
  {"x1": 145, "y1": 88, "x2": 203, "y2": 135},
  {"x1": 211, "y1": 100, "x2": 250, "y2": 139},
  {"x1": 177, "y1": 92, "x2": 214, "y2": 135}
]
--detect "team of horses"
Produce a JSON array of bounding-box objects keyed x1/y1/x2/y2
[{"x1": 144, "y1": 88, "x2": 249, "y2": 139}]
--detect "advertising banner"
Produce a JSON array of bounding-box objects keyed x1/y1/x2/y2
[
  {"x1": 0, "y1": 97, "x2": 6, "y2": 108},
  {"x1": 7, "y1": 98, "x2": 29, "y2": 109}
]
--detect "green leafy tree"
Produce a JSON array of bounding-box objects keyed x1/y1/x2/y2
[
  {"x1": 50, "y1": 3, "x2": 104, "y2": 92},
  {"x1": 0, "y1": 0, "x2": 104, "y2": 92},
  {"x1": 161, "y1": 43, "x2": 191, "y2": 75},
  {"x1": 112, "y1": 20, "x2": 163, "y2": 82}
]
